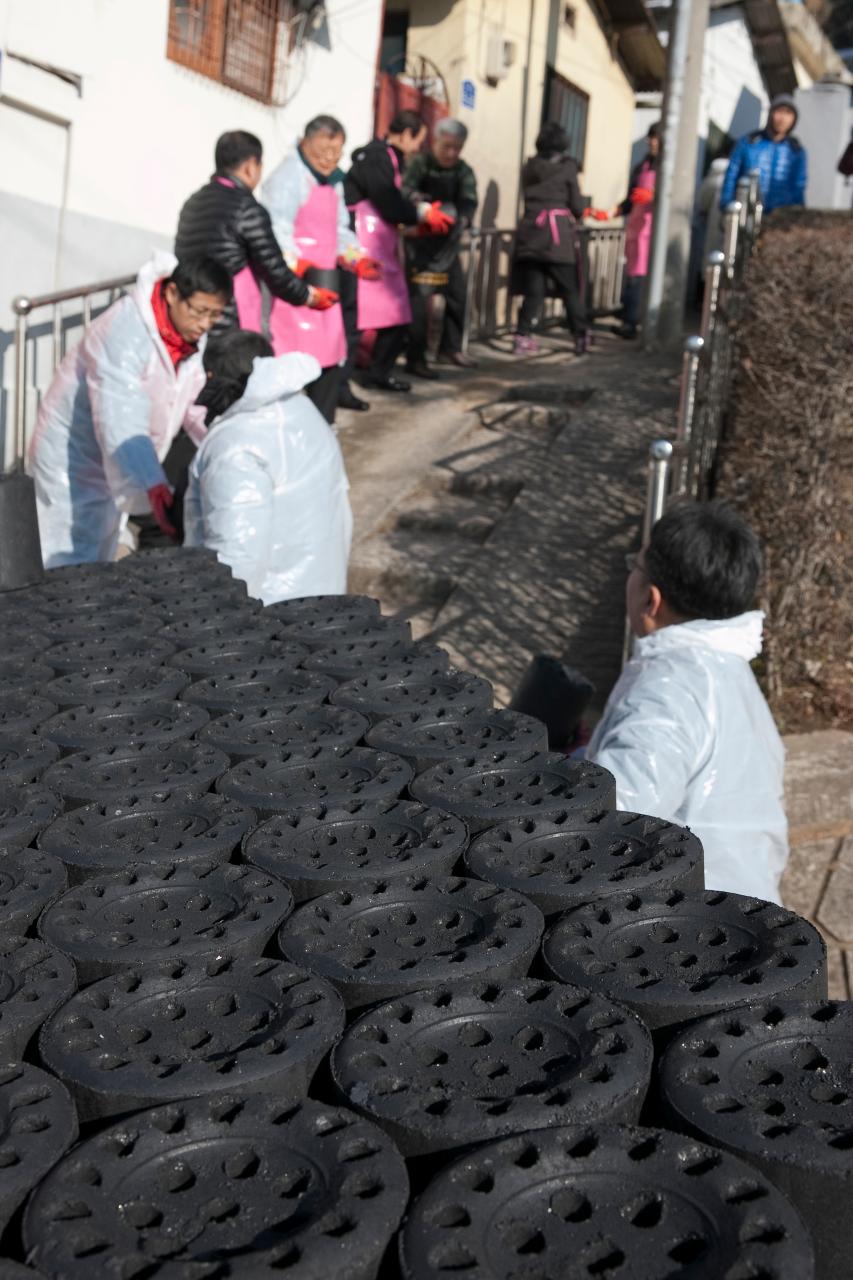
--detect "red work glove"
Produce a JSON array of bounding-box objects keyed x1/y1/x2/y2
[
  {"x1": 584, "y1": 207, "x2": 610, "y2": 221},
  {"x1": 349, "y1": 257, "x2": 382, "y2": 281},
  {"x1": 147, "y1": 484, "x2": 177, "y2": 538},
  {"x1": 307, "y1": 286, "x2": 339, "y2": 311},
  {"x1": 630, "y1": 187, "x2": 654, "y2": 206},
  {"x1": 419, "y1": 201, "x2": 455, "y2": 235}
]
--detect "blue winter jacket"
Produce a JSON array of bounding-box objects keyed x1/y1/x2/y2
[{"x1": 720, "y1": 130, "x2": 807, "y2": 212}]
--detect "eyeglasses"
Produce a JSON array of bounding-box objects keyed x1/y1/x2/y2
[{"x1": 181, "y1": 299, "x2": 226, "y2": 322}]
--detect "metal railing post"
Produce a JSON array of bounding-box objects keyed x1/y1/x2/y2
[
  {"x1": 643, "y1": 439, "x2": 674, "y2": 542},
  {"x1": 700, "y1": 250, "x2": 725, "y2": 344},
  {"x1": 12, "y1": 299, "x2": 32, "y2": 468},
  {"x1": 461, "y1": 231, "x2": 479, "y2": 355},
  {"x1": 674, "y1": 336, "x2": 704, "y2": 495},
  {"x1": 623, "y1": 439, "x2": 674, "y2": 666},
  {"x1": 722, "y1": 202, "x2": 742, "y2": 280}
]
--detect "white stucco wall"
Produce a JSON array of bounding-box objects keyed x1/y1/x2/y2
[{"x1": 0, "y1": 0, "x2": 383, "y2": 452}]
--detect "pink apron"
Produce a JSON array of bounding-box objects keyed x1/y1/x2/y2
[
  {"x1": 624, "y1": 162, "x2": 656, "y2": 279},
  {"x1": 269, "y1": 183, "x2": 346, "y2": 366},
  {"x1": 353, "y1": 145, "x2": 412, "y2": 330}
]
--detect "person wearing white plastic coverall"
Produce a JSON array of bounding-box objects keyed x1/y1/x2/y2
[
  {"x1": 262, "y1": 114, "x2": 380, "y2": 426},
  {"x1": 28, "y1": 253, "x2": 231, "y2": 567},
  {"x1": 183, "y1": 330, "x2": 352, "y2": 602},
  {"x1": 587, "y1": 500, "x2": 788, "y2": 904}
]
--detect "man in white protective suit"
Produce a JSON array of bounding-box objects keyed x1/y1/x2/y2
[
  {"x1": 183, "y1": 330, "x2": 352, "y2": 603},
  {"x1": 28, "y1": 253, "x2": 232, "y2": 567},
  {"x1": 587, "y1": 500, "x2": 789, "y2": 904}
]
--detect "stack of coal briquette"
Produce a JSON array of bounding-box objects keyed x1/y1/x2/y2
[{"x1": 0, "y1": 549, "x2": 843, "y2": 1279}]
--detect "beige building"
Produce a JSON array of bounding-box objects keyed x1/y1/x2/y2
[{"x1": 382, "y1": 0, "x2": 665, "y2": 224}]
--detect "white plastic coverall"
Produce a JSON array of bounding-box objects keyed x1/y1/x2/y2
[
  {"x1": 27, "y1": 252, "x2": 206, "y2": 568},
  {"x1": 183, "y1": 353, "x2": 352, "y2": 603},
  {"x1": 587, "y1": 612, "x2": 788, "y2": 904}
]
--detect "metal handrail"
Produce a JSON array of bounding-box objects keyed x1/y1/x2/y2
[
  {"x1": 624, "y1": 169, "x2": 764, "y2": 665},
  {"x1": 460, "y1": 223, "x2": 626, "y2": 351},
  {"x1": 11, "y1": 274, "x2": 134, "y2": 466}
]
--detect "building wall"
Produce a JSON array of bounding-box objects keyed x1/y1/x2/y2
[
  {"x1": 0, "y1": 0, "x2": 383, "y2": 451},
  {"x1": 397, "y1": 0, "x2": 639, "y2": 225}
]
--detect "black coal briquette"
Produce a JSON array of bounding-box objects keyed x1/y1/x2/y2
[
  {"x1": 24, "y1": 1095, "x2": 408, "y2": 1279},
  {"x1": 0, "y1": 1061, "x2": 77, "y2": 1237},
  {"x1": 0, "y1": 691, "x2": 58, "y2": 732},
  {"x1": 411, "y1": 749, "x2": 616, "y2": 835},
  {"x1": 39, "y1": 699, "x2": 209, "y2": 753},
  {"x1": 40, "y1": 741, "x2": 230, "y2": 809},
  {"x1": 0, "y1": 735, "x2": 60, "y2": 787},
  {"x1": 263, "y1": 594, "x2": 381, "y2": 628},
  {"x1": 301, "y1": 641, "x2": 448, "y2": 684},
  {"x1": 42, "y1": 634, "x2": 178, "y2": 673},
  {"x1": 659, "y1": 998, "x2": 853, "y2": 1280},
  {"x1": 542, "y1": 888, "x2": 827, "y2": 1034},
  {"x1": 332, "y1": 668, "x2": 494, "y2": 725},
  {"x1": 198, "y1": 704, "x2": 369, "y2": 763},
  {"x1": 182, "y1": 667, "x2": 337, "y2": 714},
  {"x1": 279, "y1": 875, "x2": 544, "y2": 1009},
  {"x1": 216, "y1": 744, "x2": 412, "y2": 819},
  {"x1": 332, "y1": 978, "x2": 652, "y2": 1157},
  {"x1": 0, "y1": 850, "x2": 67, "y2": 933},
  {"x1": 398, "y1": 1123, "x2": 814, "y2": 1280},
  {"x1": 165, "y1": 636, "x2": 308, "y2": 678},
  {"x1": 0, "y1": 784, "x2": 63, "y2": 854},
  {"x1": 39, "y1": 955, "x2": 344, "y2": 1120},
  {"x1": 38, "y1": 792, "x2": 256, "y2": 882},
  {"x1": 0, "y1": 936, "x2": 76, "y2": 1060},
  {"x1": 243, "y1": 799, "x2": 468, "y2": 901},
  {"x1": 465, "y1": 808, "x2": 704, "y2": 915},
  {"x1": 44, "y1": 663, "x2": 191, "y2": 709},
  {"x1": 366, "y1": 706, "x2": 549, "y2": 774},
  {"x1": 38, "y1": 860, "x2": 292, "y2": 983}
]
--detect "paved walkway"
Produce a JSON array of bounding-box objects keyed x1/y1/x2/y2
[
  {"x1": 339, "y1": 326, "x2": 853, "y2": 998},
  {"x1": 340, "y1": 327, "x2": 679, "y2": 707}
]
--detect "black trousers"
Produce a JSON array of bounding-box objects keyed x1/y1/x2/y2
[
  {"x1": 407, "y1": 256, "x2": 467, "y2": 363},
  {"x1": 517, "y1": 262, "x2": 586, "y2": 337},
  {"x1": 338, "y1": 269, "x2": 360, "y2": 393},
  {"x1": 305, "y1": 363, "x2": 342, "y2": 425},
  {"x1": 367, "y1": 324, "x2": 408, "y2": 380},
  {"x1": 134, "y1": 428, "x2": 197, "y2": 549}
]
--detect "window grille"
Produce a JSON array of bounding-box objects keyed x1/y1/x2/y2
[
  {"x1": 167, "y1": 0, "x2": 295, "y2": 104},
  {"x1": 542, "y1": 67, "x2": 590, "y2": 170}
]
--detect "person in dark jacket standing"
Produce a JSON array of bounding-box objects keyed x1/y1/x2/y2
[
  {"x1": 513, "y1": 123, "x2": 588, "y2": 356},
  {"x1": 175, "y1": 130, "x2": 335, "y2": 333},
  {"x1": 344, "y1": 111, "x2": 454, "y2": 393},
  {"x1": 403, "y1": 118, "x2": 479, "y2": 378}
]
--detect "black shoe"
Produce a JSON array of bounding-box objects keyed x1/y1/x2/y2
[
  {"x1": 574, "y1": 332, "x2": 590, "y2": 356},
  {"x1": 405, "y1": 360, "x2": 440, "y2": 381},
  {"x1": 362, "y1": 375, "x2": 412, "y2": 393},
  {"x1": 338, "y1": 387, "x2": 370, "y2": 411},
  {"x1": 616, "y1": 323, "x2": 638, "y2": 340}
]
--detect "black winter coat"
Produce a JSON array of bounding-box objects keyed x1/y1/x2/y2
[
  {"x1": 175, "y1": 175, "x2": 309, "y2": 326},
  {"x1": 343, "y1": 140, "x2": 421, "y2": 227},
  {"x1": 515, "y1": 154, "x2": 585, "y2": 264}
]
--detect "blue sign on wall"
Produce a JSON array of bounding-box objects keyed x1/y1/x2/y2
[{"x1": 461, "y1": 78, "x2": 476, "y2": 110}]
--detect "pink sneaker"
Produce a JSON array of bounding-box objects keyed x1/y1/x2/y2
[{"x1": 513, "y1": 333, "x2": 538, "y2": 355}]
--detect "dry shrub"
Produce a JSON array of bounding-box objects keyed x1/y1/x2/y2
[{"x1": 715, "y1": 209, "x2": 852, "y2": 732}]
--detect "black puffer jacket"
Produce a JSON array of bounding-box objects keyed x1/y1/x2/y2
[
  {"x1": 515, "y1": 154, "x2": 585, "y2": 264},
  {"x1": 175, "y1": 174, "x2": 309, "y2": 326}
]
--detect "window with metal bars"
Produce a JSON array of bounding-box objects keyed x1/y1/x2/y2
[
  {"x1": 167, "y1": 0, "x2": 294, "y2": 104},
  {"x1": 542, "y1": 67, "x2": 589, "y2": 171}
]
